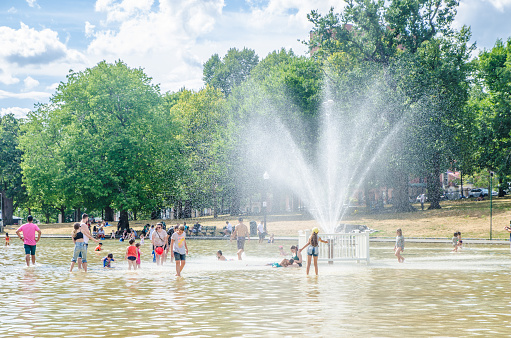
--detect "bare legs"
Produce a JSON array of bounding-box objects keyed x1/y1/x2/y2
[
  {"x1": 237, "y1": 249, "x2": 244, "y2": 260},
  {"x1": 305, "y1": 255, "x2": 320, "y2": 275},
  {"x1": 395, "y1": 248, "x2": 404, "y2": 263},
  {"x1": 128, "y1": 260, "x2": 137, "y2": 270},
  {"x1": 175, "y1": 260, "x2": 185, "y2": 276}
]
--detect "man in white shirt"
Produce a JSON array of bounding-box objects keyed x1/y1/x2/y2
[
  {"x1": 224, "y1": 221, "x2": 233, "y2": 237},
  {"x1": 257, "y1": 221, "x2": 265, "y2": 243}
]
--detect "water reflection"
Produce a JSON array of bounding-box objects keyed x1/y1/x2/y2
[{"x1": 2, "y1": 240, "x2": 511, "y2": 336}]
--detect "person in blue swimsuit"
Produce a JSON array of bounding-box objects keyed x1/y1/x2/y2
[{"x1": 103, "y1": 253, "x2": 115, "y2": 268}]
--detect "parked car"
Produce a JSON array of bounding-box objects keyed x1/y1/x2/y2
[{"x1": 468, "y1": 188, "x2": 488, "y2": 198}]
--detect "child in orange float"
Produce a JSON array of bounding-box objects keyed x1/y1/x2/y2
[{"x1": 95, "y1": 242, "x2": 103, "y2": 251}]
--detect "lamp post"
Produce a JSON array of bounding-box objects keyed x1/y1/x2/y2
[
  {"x1": 263, "y1": 171, "x2": 270, "y2": 233},
  {"x1": 490, "y1": 171, "x2": 494, "y2": 240},
  {"x1": 0, "y1": 192, "x2": 3, "y2": 232}
]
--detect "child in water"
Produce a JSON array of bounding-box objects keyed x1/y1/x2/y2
[
  {"x1": 140, "y1": 234, "x2": 145, "y2": 245},
  {"x1": 5, "y1": 233, "x2": 10, "y2": 246},
  {"x1": 135, "y1": 242, "x2": 142, "y2": 269},
  {"x1": 451, "y1": 232, "x2": 459, "y2": 252},
  {"x1": 268, "y1": 258, "x2": 295, "y2": 268},
  {"x1": 457, "y1": 231, "x2": 463, "y2": 250},
  {"x1": 102, "y1": 253, "x2": 115, "y2": 268},
  {"x1": 95, "y1": 242, "x2": 103, "y2": 251},
  {"x1": 268, "y1": 234, "x2": 275, "y2": 244},
  {"x1": 395, "y1": 228, "x2": 405, "y2": 263},
  {"x1": 125, "y1": 239, "x2": 137, "y2": 270},
  {"x1": 217, "y1": 250, "x2": 227, "y2": 261},
  {"x1": 299, "y1": 227, "x2": 328, "y2": 275}
]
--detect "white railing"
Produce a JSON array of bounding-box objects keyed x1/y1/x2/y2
[{"x1": 298, "y1": 230, "x2": 370, "y2": 264}]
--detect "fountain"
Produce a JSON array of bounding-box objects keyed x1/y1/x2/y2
[{"x1": 249, "y1": 79, "x2": 407, "y2": 263}]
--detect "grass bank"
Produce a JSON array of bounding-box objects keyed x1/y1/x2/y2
[{"x1": 6, "y1": 196, "x2": 511, "y2": 239}]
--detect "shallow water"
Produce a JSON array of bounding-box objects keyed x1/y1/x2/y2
[{"x1": 2, "y1": 238, "x2": 511, "y2": 337}]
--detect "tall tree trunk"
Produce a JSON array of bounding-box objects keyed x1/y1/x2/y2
[
  {"x1": 0, "y1": 191, "x2": 14, "y2": 225},
  {"x1": 184, "y1": 200, "x2": 192, "y2": 218},
  {"x1": 498, "y1": 176, "x2": 506, "y2": 197},
  {"x1": 393, "y1": 169, "x2": 415, "y2": 212},
  {"x1": 60, "y1": 206, "x2": 66, "y2": 223},
  {"x1": 213, "y1": 184, "x2": 218, "y2": 218},
  {"x1": 133, "y1": 210, "x2": 137, "y2": 221},
  {"x1": 75, "y1": 208, "x2": 81, "y2": 222},
  {"x1": 175, "y1": 200, "x2": 183, "y2": 219},
  {"x1": 118, "y1": 210, "x2": 129, "y2": 230},
  {"x1": 104, "y1": 206, "x2": 114, "y2": 222},
  {"x1": 230, "y1": 187, "x2": 241, "y2": 216},
  {"x1": 427, "y1": 154, "x2": 442, "y2": 209}
]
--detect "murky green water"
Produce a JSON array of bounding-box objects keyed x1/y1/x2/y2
[{"x1": 2, "y1": 238, "x2": 511, "y2": 337}]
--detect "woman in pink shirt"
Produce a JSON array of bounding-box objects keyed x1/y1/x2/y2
[{"x1": 16, "y1": 215, "x2": 42, "y2": 266}]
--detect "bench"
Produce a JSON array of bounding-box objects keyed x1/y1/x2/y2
[{"x1": 204, "y1": 226, "x2": 216, "y2": 237}]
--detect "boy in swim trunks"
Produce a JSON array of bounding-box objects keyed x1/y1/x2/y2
[{"x1": 231, "y1": 218, "x2": 250, "y2": 260}]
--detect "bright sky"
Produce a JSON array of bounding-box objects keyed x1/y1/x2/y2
[{"x1": 1, "y1": 0, "x2": 510, "y2": 118}]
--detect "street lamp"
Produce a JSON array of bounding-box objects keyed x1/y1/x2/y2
[
  {"x1": 490, "y1": 171, "x2": 494, "y2": 240},
  {"x1": 0, "y1": 192, "x2": 3, "y2": 232},
  {"x1": 263, "y1": 171, "x2": 270, "y2": 233}
]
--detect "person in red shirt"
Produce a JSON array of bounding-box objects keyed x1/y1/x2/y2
[
  {"x1": 95, "y1": 243, "x2": 103, "y2": 251},
  {"x1": 125, "y1": 239, "x2": 137, "y2": 270},
  {"x1": 16, "y1": 215, "x2": 42, "y2": 266}
]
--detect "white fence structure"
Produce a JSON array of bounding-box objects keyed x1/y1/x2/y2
[{"x1": 298, "y1": 230, "x2": 370, "y2": 264}]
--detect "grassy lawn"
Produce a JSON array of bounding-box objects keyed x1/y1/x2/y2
[{"x1": 7, "y1": 196, "x2": 511, "y2": 239}]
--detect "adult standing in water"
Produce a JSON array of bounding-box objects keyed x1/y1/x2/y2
[
  {"x1": 151, "y1": 222, "x2": 168, "y2": 265},
  {"x1": 232, "y1": 218, "x2": 250, "y2": 260},
  {"x1": 16, "y1": 215, "x2": 42, "y2": 266},
  {"x1": 77, "y1": 213, "x2": 95, "y2": 269},
  {"x1": 257, "y1": 220, "x2": 265, "y2": 243},
  {"x1": 70, "y1": 222, "x2": 98, "y2": 272}
]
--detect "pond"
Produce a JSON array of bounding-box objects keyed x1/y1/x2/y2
[{"x1": 1, "y1": 238, "x2": 511, "y2": 337}]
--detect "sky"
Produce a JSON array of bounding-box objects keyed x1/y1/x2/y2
[{"x1": 1, "y1": 0, "x2": 511, "y2": 119}]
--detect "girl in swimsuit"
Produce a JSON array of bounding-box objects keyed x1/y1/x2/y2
[
  {"x1": 125, "y1": 239, "x2": 138, "y2": 270},
  {"x1": 70, "y1": 222, "x2": 98, "y2": 272},
  {"x1": 290, "y1": 245, "x2": 302, "y2": 267},
  {"x1": 394, "y1": 228, "x2": 405, "y2": 263},
  {"x1": 5, "y1": 233, "x2": 10, "y2": 246},
  {"x1": 299, "y1": 227, "x2": 328, "y2": 275}
]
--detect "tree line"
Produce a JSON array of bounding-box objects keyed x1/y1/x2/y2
[{"x1": 1, "y1": 0, "x2": 510, "y2": 228}]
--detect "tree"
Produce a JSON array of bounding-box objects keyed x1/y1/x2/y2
[
  {"x1": 475, "y1": 38, "x2": 511, "y2": 195},
  {"x1": 306, "y1": 0, "x2": 473, "y2": 211},
  {"x1": 20, "y1": 60, "x2": 165, "y2": 229},
  {"x1": 0, "y1": 113, "x2": 25, "y2": 225},
  {"x1": 169, "y1": 86, "x2": 229, "y2": 218},
  {"x1": 203, "y1": 48, "x2": 259, "y2": 96}
]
